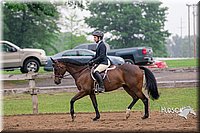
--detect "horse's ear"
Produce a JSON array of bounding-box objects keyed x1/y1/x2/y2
[{"x1": 50, "y1": 57, "x2": 56, "y2": 63}]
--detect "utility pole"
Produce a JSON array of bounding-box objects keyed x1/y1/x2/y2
[
  {"x1": 186, "y1": 4, "x2": 191, "y2": 57},
  {"x1": 179, "y1": 17, "x2": 183, "y2": 38},
  {"x1": 186, "y1": 4, "x2": 197, "y2": 58},
  {"x1": 192, "y1": 4, "x2": 197, "y2": 58}
]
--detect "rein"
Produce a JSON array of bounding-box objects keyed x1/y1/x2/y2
[{"x1": 54, "y1": 65, "x2": 89, "y2": 79}]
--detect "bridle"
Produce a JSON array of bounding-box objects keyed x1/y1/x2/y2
[
  {"x1": 54, "y1": 73, "x2": 69, "y2": 79},
  {"x1": 53, "y1": 65, "x2": 89, "y2": 80}
]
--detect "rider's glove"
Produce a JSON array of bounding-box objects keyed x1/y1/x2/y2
[{"x1": 88, "y1": 60, "x2": 94, "y2": 66}]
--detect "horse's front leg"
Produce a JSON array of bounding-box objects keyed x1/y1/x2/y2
[
  {"x1": 70, "y1": 91, "x2": 87, "y2": 121},
  {"x1": 89, "y1": 93, "x2": 100, "y2": 121}
]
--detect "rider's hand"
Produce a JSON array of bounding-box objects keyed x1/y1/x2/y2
[{"x1": 88, "y1": 60, "x2": 94, "y2": 66}]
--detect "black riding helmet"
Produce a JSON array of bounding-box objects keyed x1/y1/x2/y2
[{"x1": 92, "y1": 30, "x2": 104, "y2": 40}]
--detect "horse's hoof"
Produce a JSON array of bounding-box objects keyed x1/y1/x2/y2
[
  {"x1": 93, "y1": 117, "x2": 98, "y2": 121},
  {"x1": 71, "y1": 114, "x2": 76, "y2": 122},
  {"x1": 93, "y1": 116, "x2": 100, "y2": 121},
  {"x1": 141, "y1": 115, "x2": 149, "y2": 119},
  {"x1": 126, "y1": 109, "x2": 131, "y2": 119},
  {"x1": 126, "y1": 114, "x2": 130, "y2": 119}
]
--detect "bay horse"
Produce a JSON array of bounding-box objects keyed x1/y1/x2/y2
[{"x1": 51, "y1": 58, "x2": 159, "y2": 121}]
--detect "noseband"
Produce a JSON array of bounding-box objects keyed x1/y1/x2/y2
[{"x1": 54, "y1": 74, "x2": 64, "y2": 79}]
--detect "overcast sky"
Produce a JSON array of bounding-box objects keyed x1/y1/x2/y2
[{"x1": 161, "y1": 0, "x2": 198, "y2": 37}]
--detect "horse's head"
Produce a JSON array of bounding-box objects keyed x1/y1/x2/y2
[{"x1": 51, "y1": 57, "x2": 67, "y2": 85}]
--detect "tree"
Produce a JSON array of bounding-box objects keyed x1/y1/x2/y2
[
  {"x1": 3, "y1": 2, "x2": 60, "y2": 53},
  {"x1": 85, "y1": 1, "x2": 170, "y2": 57},
  {"x1": 166, "y1": 35, "x2": 196, "y2": 57},
  {"x1": 57, "y1": 5, "x2": 90, "y2": 49},
  {"x1": 48, "y1": 32, "x2": 91, "y2": 55}
]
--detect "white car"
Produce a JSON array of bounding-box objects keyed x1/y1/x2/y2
[{"x1": 1, "y1": 40, "x2": 47, "y2": 73}]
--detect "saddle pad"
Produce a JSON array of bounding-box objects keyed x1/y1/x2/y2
[{"x1": 91, "y1": 65, "x2": 116, "y2": 81}]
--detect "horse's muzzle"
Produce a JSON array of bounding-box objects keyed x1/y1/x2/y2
[{"x1": 54, "y1": 80, "x2": 61, "y2": 85}]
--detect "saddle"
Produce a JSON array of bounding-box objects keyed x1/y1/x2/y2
[
  {"x1": 91, "y1": 65, "x2": 116, "y2": 93},
  {"x1": 90, "y1": 65, "x2": 116, "y2": 81}
]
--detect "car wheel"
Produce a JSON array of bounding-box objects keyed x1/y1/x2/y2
[
  {"x1": 125, "y1": 59, "x2": 134, "y2": 64},
  {"x1": 20, "y1": 59, "x2": 40, "y2": 73}
]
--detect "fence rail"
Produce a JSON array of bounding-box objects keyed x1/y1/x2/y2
[{"x1": 2, "y1": 72, "x2": 72, "y2": 80}]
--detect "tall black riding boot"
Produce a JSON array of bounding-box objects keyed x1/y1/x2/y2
[{"x1": 93, "y1": 71, "x2": 105, "y2": 93}]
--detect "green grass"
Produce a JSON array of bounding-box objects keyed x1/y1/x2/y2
[
  {"x1": 3, "y1": 87, "x2": 197, "y2": 115},
  {"x1": 1, "y1": 67, "x2": 48, "y2": 75},
  {"x1": 163, "y1": 58, "x2": 197, "y2": 68}
]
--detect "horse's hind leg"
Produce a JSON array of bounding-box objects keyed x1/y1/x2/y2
[
  {"x1": 126, "y1": 96, "x2": 139, "y2": 119},
  {"x1": 124, "y1": 85, "x2": 139, "y2": 109},
  {"x1": 134, "y1": 90, "x2": 149, "y2": 119},
  {"x1": 124, "y1": 85, "x2": 149, "y2": 119},
  {"x1": 89, "y1": 93, "x2": 100, "y2": 121},
  {"x1": 123, "y1": 85, "x2": 139, "y2": 119}
]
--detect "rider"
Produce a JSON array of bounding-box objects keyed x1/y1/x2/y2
[{"x1": 88, "y1": 30, "x2": 111, "y2": 93}]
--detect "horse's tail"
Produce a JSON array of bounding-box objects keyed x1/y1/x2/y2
[{"x1": 139, "y1": 66, "x2": 159, "y2": 100}]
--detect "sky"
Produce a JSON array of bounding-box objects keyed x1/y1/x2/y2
[{"x1": 161, "y1": 0, "x2": 199, "y2": 38}]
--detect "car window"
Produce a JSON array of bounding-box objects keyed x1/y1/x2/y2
[
  {"x1": 1, "y1": 43, "x2": 16, "y2": 52},
  {"x1": 74, "y1": 45, "x2": 87, "y2": 49},
  {"x1": 78, "y1": 50, "x2": 94, "y2": 56},
  {"x1": 62, "y1": 51, "x2": 77, "y2": 56},
  {"x1": 88, "y1": 44, "x2": 97, "y2": 51}
]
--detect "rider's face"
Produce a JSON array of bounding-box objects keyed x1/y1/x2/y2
[{"x1": 93, "y1": 36, "x2": 99, "y2": 43}]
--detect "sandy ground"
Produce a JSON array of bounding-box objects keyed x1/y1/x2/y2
[{"x1": 3, "y1": 111, "x2": 198, "y2": 132}]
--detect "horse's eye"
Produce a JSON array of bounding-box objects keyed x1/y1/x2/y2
[{"x1": 52, "y1": 64, "x2": 55, "y2": 67}]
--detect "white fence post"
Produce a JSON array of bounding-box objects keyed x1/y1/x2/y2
[{"x1": 27, "y1": 72, "x2": 38, "y2": 114}]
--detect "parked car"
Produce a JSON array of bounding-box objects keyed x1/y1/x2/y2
[
  {"x1": 44, "y1": 49, "x2": 124, "y2": 71},
  {"x1": 0, "y1": 40, "x2": 47, "y2": 73},
  {"x1": 73, "y1": 43, "x2": 153, "y2": 65},
  {"x1": 108, "y1": 47, "x2": 154, "y2": 65},
  {"x1": 73, "y1": 43, "x2": 110, "y2": 51}
]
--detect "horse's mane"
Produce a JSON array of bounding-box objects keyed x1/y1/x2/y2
[{"x1": 57, "y1": 58, "x2": 87, "y2": 66}]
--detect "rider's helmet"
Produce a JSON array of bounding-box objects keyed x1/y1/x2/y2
[{"x1": 92, "y1": 30, "x2": 104, "y2": 40}]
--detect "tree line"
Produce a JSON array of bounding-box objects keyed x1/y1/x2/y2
[
  {"x1": 3, "y1": 1, "x2": 172, "y2": 57},
  {"x1": 166, "y1": 35, "x2": 198, "y2": 58}
]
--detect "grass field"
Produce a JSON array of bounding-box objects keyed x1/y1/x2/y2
[
  {"x1": 3, "y1": 87, "x2": 197, "y2": 115},
  {"x1": 163, "y1": 58, "x2": 198, "y2": 68},
  {"x1": 2, "y1": 67, "x2": 46, "y2": 75}
]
